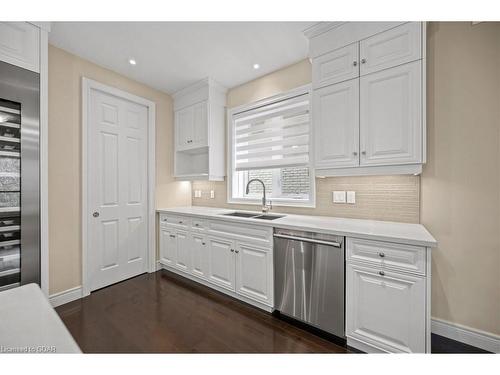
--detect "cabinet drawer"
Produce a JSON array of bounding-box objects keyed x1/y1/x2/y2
[
  {"x1": 208, "y1": 220, "x2": 272, "y2": 247},
  {"x1": 347, "y1": 237, "x2": 426, "y2": 275},
  {"x1": 313, "y1": 43, "x2": 359, "y2": 88},
  {"x1": 359, "y1": 22, "x2": 421, "y2": 75},
  {"x1": 159, "y1": 214, "x2": 191, "y2": 229},
  {"x1": 191, "y1": 219, "x2": 206, "y2": 231},
  {"x1": 0, "y1": 22, "x2": 40, "y2": 72}
]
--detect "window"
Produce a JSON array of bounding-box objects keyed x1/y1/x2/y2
[{"x1": 228, "y1": 86, "x2": 315, "y2": 207}]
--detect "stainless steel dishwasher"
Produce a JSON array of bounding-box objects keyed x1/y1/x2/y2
[{"x1": 273, "y1": 228, "x2": 345, "y2": 338}]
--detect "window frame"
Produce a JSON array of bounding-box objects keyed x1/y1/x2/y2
[{"x1": 227, "y1": 85, "x2": 316, "y2": 208}]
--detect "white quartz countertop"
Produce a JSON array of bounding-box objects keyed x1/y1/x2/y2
[
  {"x1": 157, "y1": 206, "x2": 437, "y2": 247},
  {"x1": 0, "y1": 284, "x2": 81, "y2": 353}
]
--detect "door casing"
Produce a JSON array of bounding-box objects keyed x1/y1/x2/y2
[{"x1": 81, "y1": 77, "x2": 156, "y2": 296}]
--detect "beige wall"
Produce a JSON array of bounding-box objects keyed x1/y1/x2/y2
[
  {"x1": 421, "y1": 22, "x2": 500, "y2": 335},
  {"x1": 193, "y1": 59, "x2": 421, "y2": 223},
  {"x1": 48, "y1": 45, "x2": 191, "y2": 295},
  {"x1": 193, "y1": 23, "x2": 500, "y2": 336}
]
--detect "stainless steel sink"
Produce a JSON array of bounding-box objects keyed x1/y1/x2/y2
[{"x1": 221, "y1": 212, "x2": 285, "y2": 220}]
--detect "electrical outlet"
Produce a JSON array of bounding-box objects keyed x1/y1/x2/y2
[
  {"x1": 333, "y1": 191, "x2": 346, "y2": 203},
  {"x1": 347, "y1": 191, "x2": 356, "y2": 204},
  {"x1": 210, "y1": 190, "x2": 215, "y2": 199}
]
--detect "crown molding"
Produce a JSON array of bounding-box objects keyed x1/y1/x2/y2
[{"x1": 303, "y1": 22, "x2": 346, "y2": 39}]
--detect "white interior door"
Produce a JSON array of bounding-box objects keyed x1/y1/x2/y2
[{"x1": 88, "y1": 88, "x2": 149, "y2": 292}]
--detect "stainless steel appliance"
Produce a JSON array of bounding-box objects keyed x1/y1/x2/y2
[
  {"x1": 0, "y1": 60, "x2": 40, "y2": 290},
  {"x1": 274, "y1": 228, "x2": 345, "y2": 338}
]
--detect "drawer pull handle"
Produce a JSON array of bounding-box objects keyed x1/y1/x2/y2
[
  {"x1": 378, "y1": 252, "x2": 385, "y2": 258},
  {"x1": 202, "y1": 242, "x2": 206, "y2": 245},
  {"x1": 230, "y1": 249, "x2": 234, "y2": 252},
  {"x1": 379, "y1": 271, "x2": 385, "y2": 276},
  {"x1": 194, "y1": 223, "x2": 200, "y2": 227},
  {"x1": 178, "y1": 221, "x2": 183, "y2": 224},
  {"x1": 169, "y1": 235, "x2": 176, "y2": 238},
  {"x1": 235, "y1": 250, "x2": 239, "y2": 254}
]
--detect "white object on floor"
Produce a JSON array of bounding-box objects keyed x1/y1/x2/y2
[{"x1": 0, "y1": 283, "x2": 81, "y2": 353}]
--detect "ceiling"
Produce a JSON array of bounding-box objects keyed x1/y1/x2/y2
[{"x1": 49, "y1": 22, "x2": 316, "y2": 94}]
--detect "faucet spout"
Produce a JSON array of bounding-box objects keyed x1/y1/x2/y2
[{"x1": 245, "y1": 178, "x2": 270, "y2": 213}]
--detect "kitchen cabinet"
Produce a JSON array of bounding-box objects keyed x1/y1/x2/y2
[
  {"x1": 346, "y1": 264, "x2": 426, "y2": 353},
  {"x1": 0, "y1": 22, "x2": 40, "y2": 72},
  {"x1": 207, "y1": 236, "x2": 235, "y2": 290},
  {"x1": 159, "y1": 226, "x2": 176, "y2": 267},
  {"x1": 312, "y1": 42, "x2": 359, "y2": 89},
  {"x1": 307, "y1": 22, "x2": 426, "y2": 176},
  {"x1": 359, "y1": 22, "x2": 421, "y2": 76},
  {"x1": 360, "y1": 61, "x2": 422, "y2": 166},
  {"x1": 158, "y1": 213, "x2": 274, "y2": 310},
  {"x1": 174, "y1": 230, "x2": 190, "y2": 273},
  {"x1": 235, "y1": 242, "x2": 273, "y2": 305},
  {"x1": 313, "y1": 78, "x2": 359, "y2": 169},
  {"x1": 175, "y1": 101, "x2": 208, "y2": 151},
  {"x1": 173, "y1": 78, "x2": 226, "y2": 181},
  {"x1": 346, "y1": 237, "x2": 431, "y2": 353},
  {"x1": 191, "y1": 233, "x2": 208, "y2": 279}
]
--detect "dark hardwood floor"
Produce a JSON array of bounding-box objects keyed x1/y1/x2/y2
[
  {"x1": 56, "y1": 270, "x2": 491, "y2": 354},
  {"x1": 56, "y1": 270, "x2": 349, "y2": 353}
]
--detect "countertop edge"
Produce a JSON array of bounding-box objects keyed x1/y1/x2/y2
[{"x1": 156, "y1": 207, "x2": 437, "y2": 248}]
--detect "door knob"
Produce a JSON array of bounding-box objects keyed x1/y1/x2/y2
[{"x1": 93, "y1": 212, "x2": 99, "y2": 218}]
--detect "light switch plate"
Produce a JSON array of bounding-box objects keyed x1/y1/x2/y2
[
  {"x1": 333, "y1": 191, "x2": 346, "y2": 203},
  {"x1": 194, "y1": 190, "x2": 201, "y2": 198},
  {"x1": 347, "y1": 191, "x2": 356, "y2": 204},
  {"x1": 210, "y1": 190, "x2": 215, "y2": 199}
]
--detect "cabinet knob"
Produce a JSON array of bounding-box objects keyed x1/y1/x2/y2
[
  {"x1": 361, "y1": 58, "x2": 367, "y2": 64},
  {"x1": 361, "y1": 151, "x2": 366, "y2": 155},
  {"x1": 353, "y1": 151, "x2": 358, "y2": 156},
  {"x1": 379, "y1": 271, "x2": 385, "y2": 276},
  {"x1": 378, "y1": 252, "x2": 385, "y2": 258},
  {"x1": 169, "y1": 234, "x2": 176, "y2": 238},
  {"x1": 92, "y1": 212, "x2": 99, "y2": 218},
  {"x1": 353, "y1": 61, "x2": 358, "y2": 66},
  {"x1": 195, "y1": 223, "x2": 200, "y2": 227},
  {"x1": 235, "y1": 250, "x2": 239, "y2": 254},
  {"x1": 179, "y1": 221, "x2": 183, "y2": 224},
  {"x1": 230, "y1": 249, "x2": 235, "y2": 252}
]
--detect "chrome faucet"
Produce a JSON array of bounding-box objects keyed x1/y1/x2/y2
[{"x1": 245, "y1": 178, "x2": 272, "y2": 213}]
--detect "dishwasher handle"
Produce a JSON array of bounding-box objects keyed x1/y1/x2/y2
[{"x1": 273, "y1": 233, "x2": 342, "y2": 248}]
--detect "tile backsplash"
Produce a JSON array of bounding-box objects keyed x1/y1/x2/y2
[{"x1": 192, "y1": 175, "x2": 420, "y2": 223}]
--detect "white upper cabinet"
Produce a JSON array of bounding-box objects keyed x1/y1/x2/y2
[
  {"x1": 359, "y1": 22, "x2": 421, "y2": 76},
  {"x1": 0, "y1": 22, "x2": 40, "y2": 72},
  {"x1": 173, "y1": 78, "x2": 226, "y2": 181},
  {"x1": 360, "y1": 61, "x2": 422, "y2": 166},
  {"x1": 312, "y1": 43, "x2": 359, "y2": 88},
  {"x1": 313, "y1": 79, "x2": 359, "y2": 168},
  {"x1": 307, "y1": 22, "x2": 426, "y2": 176},
  {"x1": 175, "y1": 101, "x2": 208, "y2": 151}
]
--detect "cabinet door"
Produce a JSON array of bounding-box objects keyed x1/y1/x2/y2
[
  {"x1": 159, "y1": 227, "x2": 176, "y2": 267},
  {"x1": 346, "y1": 263, "x2": 426, "y2": 353},
  {"x1": 235, "y1": 243, "x2": 273, "y2": 305},
  {"x1": 191, "y1": 233, "x2": 208, "y2": 279},
  {"x1": 360, "y1": 61, "x2": 422, "y2": 166},
  {"x1": 175, "y1": 106, "x2": 193, "y2": 150},
  {"x1": 314, "y1": 79, "x2": 359, "y2": 169},
  {"x1": 0, "y1": 22, "x2": 40, "y2": 72},
  {"x1": 174, "y1": 230, "x2": 190, "y2": 273},
  {"x1": 360, "y1": 22, "x2": 421, "y2": 75},
  {"x1": 191, "y1": 101, "x2": 208, "y2": 148},
  {"x1": 312, "y1": 43, "x2": 359, "y2": 88},
  {"x1": 207, "y1": 237, "x2": 235, "y2": 291}
]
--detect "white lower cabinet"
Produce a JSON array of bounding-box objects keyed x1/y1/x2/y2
[
  {"x1": 159, "y1": 226, "x2": 176, "y2": 267},
  {"x1": 174, "y1": 230, "x2": 190, "y2": 273},
  {"x1": 346, "y1": 237, "x2": 430, "y2": 353},
  {"x1": 235, "y1": 242, "x2": 273, "y2": 305},
  {"x1": 191, "y1": 233, "x2": 208, "y2": 279},
  {"x1": 159, "y1": 215, "x2": 274, "y2": 310},
  {"x1": 207, "y1": 237, "x2": 236, "y2": 291}
]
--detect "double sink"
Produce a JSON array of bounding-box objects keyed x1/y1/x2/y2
[{"x1": 221, "y1": 211, "x2": 285, "y2": 221}]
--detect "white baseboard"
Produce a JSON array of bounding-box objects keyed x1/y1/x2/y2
[
  {"x1": 432, "y1": 317, "x2": 500, "y2": 353},
  {"x1": 49, "y1": 286, "x2": 83, "y2": 307}
]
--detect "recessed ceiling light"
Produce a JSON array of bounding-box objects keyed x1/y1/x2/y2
[
  {"x1": 253, "y1": 63, "x2": 260, "y2": 70},
  {"x1": 129, "y1": 59, "x2": 137, "y2": 65}
]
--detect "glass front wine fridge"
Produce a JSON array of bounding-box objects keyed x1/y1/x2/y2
[{"x1": 0, "y1": 60, "x2": 40, "y2": 291}]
